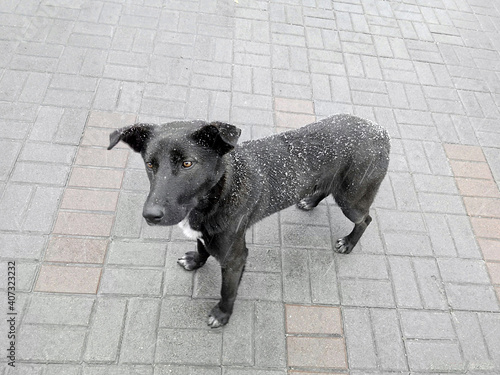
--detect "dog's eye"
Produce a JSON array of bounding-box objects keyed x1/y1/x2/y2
[
  {"x1": 146, "y1": 162, "x2": 154, "y2": 169},
  {"x1": 182, "y1": 161, "x2": 193, "y2": 169}
]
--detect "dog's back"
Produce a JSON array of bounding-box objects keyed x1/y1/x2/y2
[{"x1": 234, "y1": 114, "x2": 390, "y2": 224}]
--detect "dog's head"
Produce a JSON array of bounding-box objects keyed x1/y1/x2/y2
[{"x1": 108, "y1": 120, "x2": 241, "y2": 226}]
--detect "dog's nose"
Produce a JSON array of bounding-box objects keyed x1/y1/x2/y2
[{"x1": 143, "y1": 206, "x2": 164, "y2": 224}]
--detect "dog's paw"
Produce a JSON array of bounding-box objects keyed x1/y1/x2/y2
[
  {"x1": 207, "y1": 304, "x2": 230, "y2": 328},
  {"x1": 335, "y1": 237, "x2": 354, "y2": 254},
  {"x1": 296, "y1": 198, "x2": 315, "y2": 211},
  {"x1": 177, "y1": 251, "x2": 206, "y2": 271}
]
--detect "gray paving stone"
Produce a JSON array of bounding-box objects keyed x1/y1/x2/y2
[
  {"x1": 478, "y1": 313, "x2": 500, "y2": 367},
  {"x1": 406, "y1": 340, "x2": 465, "y2": 372},
  {"x1": 44, "y1": 365, "x2": 81, "y2": 375},
  {"x1": 383, "y1": 232, "x2": 433, "y2": 256},
  {"x1": 120, "y1": 298, "x2": 161, "y2": 363},
  {"x1": 371, "y1": 309, "x2": 408, "y2": 371},
  {"x1": 254, "y1": 301, "x2": 286, "y2": 368},
  {"x1": 282, "y1": 247, "x2": 310, "y2": 303},
  {"x1": 388, "y1": 256, "x2": 423, "y2": 309},
  {"x1": 0, "y1": 183, "x2": 33, "y2": 231},
  {"x1": 401, "y1": 310, "x2": 456, "y2": 340},
  {"x1": 107, "y1": 240, "x2": 166, "y2": 267},
  {"x1": 24, "y1": 295, "x2": 94, "y2": 325},
  {"x1": 389, "y1": 172, "x2": 420, "y2": 211},
  {"x1": 19, "y1": 142, "x2": 77, "y2": 164},
  {"x1": 281, "y1": 224, "x2": 331, "y2": 249},
  {"x1": 413, "y1": 257, "x2": 449, "y2": 310},
  {"x1": 447, "y1": 215, "x2": 482, "y2": 259},
  {"x1": 114, "y1": 191, "x2": 147, "y2": 238},
  {"x1": 445, "y1": 284, "x2": 499, "y2": 312},
  {"x1": 84, "y1": 298, "x2": 127, "y2": 362},
  {"x1": 0, "y1": 233, "x2": 46, "y2": 260},
  {"x1": 0, "y1": 139, "x2": 21, "y2": 181},
  {"x1": 424, "y1": 213, "x2": 457, "y2": 257},
  {"x1": 336, "y1": 253, "x2": 388, "y2": 279},
  {"x1": 437, "y1": 258, "x2": 491, "y2": 284},
  {"x1": 453, "y1": 311, "x2": 493, "y2": 370},
  {"x1": 376, "y1": 209, "x2": 427, "y2": 234},
  {"x1": 18, "y1": 324, "x2": 86, "y2": 362},
  {"x1": 83, "y1": 366, "x2": 153, "y2": 375},
  {"x1": 11, "y1": 161, "x2": 70, "y2": 186},
  {"x1": 156, "y1": 328, "x2": 222, "y2": 365},
  {"x1": 155, "y1": 366, "x2": 220, "y2": 375},
  {"x1": 23, "y1": 186, "x2": 63, "y2": 233},
  {"x1": 343, "y1": 307, "x2": 377, "y2": 369},
  {"x1": 340, "y1": 279, "x2": 395, "y2": 308},
  {"x1": 100, "y1": 267, "x2": 163, "y2": 296},
  {"x1": 309, "y1": 249, "x2": 340, "y2": 304},
  {"x1": 239, "y1": 271, "x2": 282, "y2": 301},
  {"x1": 222, "y1": 300, "x2": 254, "y2": 365}
]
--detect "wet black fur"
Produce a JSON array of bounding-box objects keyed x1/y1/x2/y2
[{"x1": 108, "y1": 114, "x2": 390, "y2": 327}]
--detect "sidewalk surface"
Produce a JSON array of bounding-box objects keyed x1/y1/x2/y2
[{"x1": 1, "y1": 0, "x2": 500, "y2": 373}]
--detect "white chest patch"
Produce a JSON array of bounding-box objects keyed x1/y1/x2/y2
[{"x1": 178, "y1": 217, "x2": 203, "y2": 240}]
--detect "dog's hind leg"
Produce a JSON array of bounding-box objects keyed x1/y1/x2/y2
[
  {"x1": 335, "y1": 209, "x2": 372, "y2": 254},
  {"x1": 177, "y1": 238, "x2": 210, "y2": 270},
  {"x1": 297, "y1": 191, "x2": 327, "y2": 211}
]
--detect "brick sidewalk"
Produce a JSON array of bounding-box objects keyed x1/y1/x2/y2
[{"x1": 1, "y1": 0, "x2": 500, "y2": 374}]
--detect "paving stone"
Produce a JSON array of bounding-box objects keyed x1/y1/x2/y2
[
  {"x1": 99, "y1": 267, "x2": 163, "y2": 296},
  {"x1": 76, "y1": 146, "x2": 129, "y2": 168},
  {"x1": 24, "y1": 295, "x2": 94, "y2": 325},
  {"x1": 44, "y1": 365, "x2": 81, "y2": 375},
  {"x1": 0, "y1": 139, "x2": 21, "y2": 180},
  {"x1": 388, "y1": 256, "x2": 422, "y2": 309},
  {"x1": 222, "y1": 300, "x2": 254, "y2": 365},
  {"x1": 84, "y1": 298, "x2": 127, "y2": 362},
  {"x1": 471, "y1": 217, "x2": 500, "y2": 240},
  {"x1": 401, "y1": 310, "x2": 456, "y2": 340},
  {"x1": 19, "y1": 142, "x2": 76, "y2": 164},
  {"x1": 156, "y1": 366, "x2": 220, "y2": 375},
  {"x1": 444, "y1": 144, "x2": 486, "y2": 162},
  {"x1": 61, "y1": 188, "x2": 119, "y2": 212},
  {"x1": 478, "y1": 313, "x2": 500, "y2": 367},
  {"x1": 342, "y1": 307, "x2": 377, "y2": 369},
  {"x1": 285, "y1": 305, "x2": 342, "y2": 335},
  {"x1": 23, "y1": 186, "x2": 63, "y2": 233},
  {"x1": 371, "y1": 308, "x2": 408, "y2": 371},
  {"x1": 107, "y1": 240, "x2": 165, "y2": 267},
  {"x1": 453, "y1": 311, "x2": 493, "y2": 369},
  {"x1": 156, "y1": 329, "x2": 222, "y2": 365},
  {"x1": 383, "y1": 232, "x2": 433, "y2": 256},
  {"x1": 35, "y1": 265, "x2": 101, "y2": 294},
  {"x1": 448, "y1": 215, "x2": 483, "y2": 259},
  {"x1": 455, "y1": 178, "x2": 500, "y2": 198},
  {"x1": 406, "y1": 341, "x2": 465, "y2": 372},
  {"x1": 281, "y1": 224, "x2": 331, "y2": 249},
  {"x1": 0, "y1": 233, "x2": 46, "y2": 260},
  {"x1": 412, "y1": 257, "x2": 449, "y2": 310},
  {"x1": 120, "y1": 298, "x2": 161, "y2": 363},
  {"x1": 287, "y1": 336, "x2": 347, "y2": 369},
  {"x1": 254, "y1": 301, "x2": 286, "y2": 368},
  {"x1": 449, "y1": 160, "x2": 493, "y2": 180},
  {"x1": 438, "y1": 258, "x2": 491, "y2": 284},
  {"x1": 18, "y1": 325, "x2": 86, "y2": 362},
  {"x1": 10, "y1": 161, "x2": 70, "y2": 186},
  {"x1": 309, "y1": 250, "x2": 340, "y2": 304},
  {"x1": 282, "y1": 248, "x2": 310, "y2": 303},
  {"x1": 445, "y1": 283, "x2": 499, "y2": 312},
  {"x1": 69, "y1": 167, "x2": 124, "y2": 189},
  {"x1": 340, "y1": 279, "x2": 395, "y2": 308},
  {"x1": 114, "y1": 191, "x2": 148, "y2": 238},
  {"x1": 45, "y1": 236, "x2": 107, "y2": 264},
  {"x1": 53, "y1": 211, "x2": 114, "y2": 237},
  {"x1": 424, "y1": 213, "x2": 457, "y2": 257},
  {"x1": 336, "y1": 253, "x2": 388, "y2": 279}
]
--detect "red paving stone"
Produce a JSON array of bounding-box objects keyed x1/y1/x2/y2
[
  {"x1": 276, "y1": 112, "x2": 316, "y2": 129},
  {"x1": 69, "y1": 167, "x2": 124, "y2": 189},
  {"x1": 87, "y1": 111, "x2": 136, "y2": 128},
  {"x1": 445, "y1": 144, "x2": 500, "y2": 310},
  {"x1": 455, "y1": 178, "x2": 500, "y2": 198},
  {"x1": 463, "y1": 197, "x2": 500, "y2": 218},
  {"x1": 443, "y1": 144, "x2": 486, "y2": 162},
  {"x1": 275, "y1": 98, "x2": 315, "y2": 114},
  {"x1": 45, "y1": 236, "x2": 108, "y2": 264},
  {"x1": 287, "y1": 336, "x2": 347, "y2": 369},
  {"x1": 449, "y1": 160, "x2": 494, "y2": 180},
  {"x1": 286, "y1": 305, "x2": 342, "y2": 335},
  {"x1": 61, "y1": 188, "x2": 120, "y2": 212},
  {"x1": 478, "y1": 238, "x2": 500, "y2": 262},
  {"x1": 35, "y1": 265, "x2": 101, "y2": 294},
  {"x1": 53, "y1": 210, "x2": 115, "y2": 237},
  {"x1": 75, "y1": 146, "x2": 129, "y2": 168}
]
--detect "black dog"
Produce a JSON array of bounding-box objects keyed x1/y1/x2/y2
[{"x1": 108, "y1": 115, "x2": 390, "y2": 327}]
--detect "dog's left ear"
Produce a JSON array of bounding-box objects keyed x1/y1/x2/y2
[
  {"x1": 108, "y1": 123, "x2": 155, "y2": 153},
  {"x1": 191, "y1": 121, "x2": 241, "y2": 155}
]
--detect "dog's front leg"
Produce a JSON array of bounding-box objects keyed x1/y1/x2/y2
[
  {"x1": 208, "y1": 234, "x2": 248, "y2": 328},
  {"x1": 177, "y1": 239, "x2": 210, "y2": 271}
]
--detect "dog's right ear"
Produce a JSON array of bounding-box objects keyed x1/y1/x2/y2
[{"x1": 108, "y1": 123, "x2": 154, "y2": 152}]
